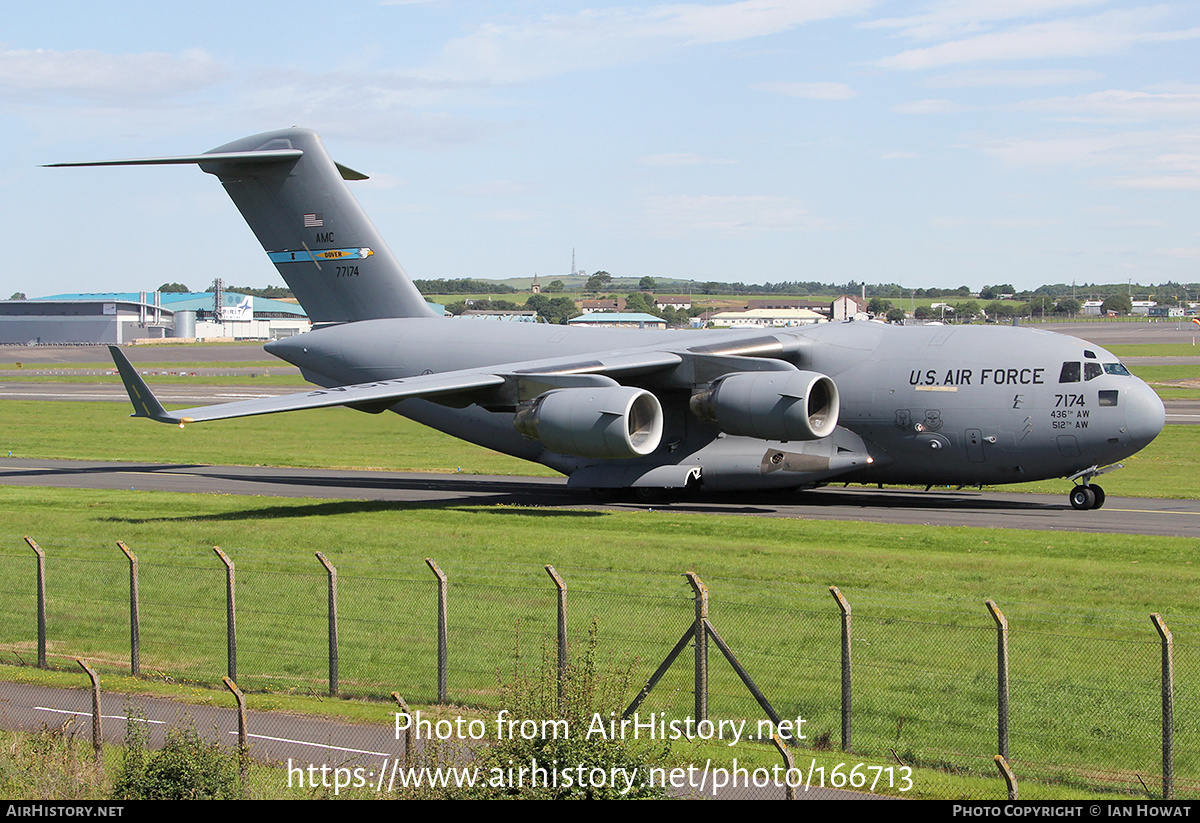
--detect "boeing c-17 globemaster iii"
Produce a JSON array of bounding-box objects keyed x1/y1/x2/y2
[{"x1": 48, "y1": 128, "x2": 1165, "y2": 510}]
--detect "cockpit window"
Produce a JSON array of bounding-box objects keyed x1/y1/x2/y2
[
  {"x1": 1103, "y1": 363, "x2": 1132, "y2": 376},
  {"x1": 1084, "y1": 349, "x2": 1096, "y2": 359},
  {"x1": 1084, "y1": 362, "x2": 1103, "y2": 381},
  {"x1": 1059, "y1": 362, "x2": 1081, "y2": 383}
]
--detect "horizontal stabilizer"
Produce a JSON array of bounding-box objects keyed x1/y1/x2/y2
[
  {"x1": 44, "y1": 149, "x2": 304, "y2": 169},
  {"x1": 47, "y1": 151, "x2": 370, "y2": 182}
]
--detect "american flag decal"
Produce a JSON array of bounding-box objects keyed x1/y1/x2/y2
[{"x1": 304, "y1": 213, "x2": 324, "y2": 228}]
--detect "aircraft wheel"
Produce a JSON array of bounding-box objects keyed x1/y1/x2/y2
[
  {"x1": 1089, "y1": 485, "x2": 1106, "y2": 509},
  {"x1": 591, "y1": 488, "x2": 622, "y2": 502},
  {"x1": 1069, "y1": 486, "x2": 1096, "y2": 511},
  {"x1": 632, "y1": 487, "x2": 666, "y2": 503}
]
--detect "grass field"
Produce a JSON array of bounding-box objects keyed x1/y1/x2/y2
[
  {"x1": 1, "y1": 399, "x2": 558, "y2": 476},
  {"x1": 1, "y1": 487, "x2": 1197, "y2": 798},
  {"x1": 0, "y1": 373, "x2": 310, "y2": 386},
  {"x1": 1, "y1": 339, "x2": 1198, "y2": 799},
  {"x1": 0, "y1": 360, "x2": 287, "y2": 371},
  {"x1": 1109, "y1": 345, "x2": 1200, "y2": 358}
]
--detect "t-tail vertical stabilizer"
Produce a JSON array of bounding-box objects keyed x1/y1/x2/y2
[{"x1": 46, "y1": 128, "x2": 438, "y2": 324}]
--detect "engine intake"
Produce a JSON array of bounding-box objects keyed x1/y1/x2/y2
[
  {"x1": 690, "y1": 370, "x2": 839, "y2": 441},
  {"x1": 513, "y1": 386, "x2": 664, "y2": 459}
]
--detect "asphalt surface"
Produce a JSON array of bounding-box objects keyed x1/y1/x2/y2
[
  {"x1": 0, "y1": 680, "x2": 405, "y2": 771},
  {"x1": 2, "y1": 457, "x2": 1197, "y2": 537}
]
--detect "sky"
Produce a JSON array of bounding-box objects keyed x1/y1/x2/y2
[{"x1": 3, "y1": 0, "x2": 1198, "y2": 297}]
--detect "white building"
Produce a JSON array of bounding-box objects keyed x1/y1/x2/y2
[{"x1": 709, "y1": 308, "x2": 825, "y2": 328}]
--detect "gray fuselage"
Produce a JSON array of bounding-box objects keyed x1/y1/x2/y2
[{"x1": 266, "y1": 317, "x2": 1165, "y2": 492}]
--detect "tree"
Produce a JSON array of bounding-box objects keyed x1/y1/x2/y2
[
  {"x1": 585, "y1": 271, "x2": 612, "y2": 292},
  {"x1": 952, "y1": 300, "x2": 981, "y2": 321},
  {"x1": 1053, "y1": 298, "x2": 1081, "y2": 316},
  {"x1": 8, "y1": 292, "x2": 25, "y2": 300},
  {"x1": 545, "y1": 279, "x2": 565, "y2": 293},
  {"x1": 624, "y1": 292, "x2": 654, "y2": 314},
  {"x1": 867, "y1": 297, "x2": 892, "y2": 315},
  {"x1": 1102, "y1": 294, "x2": 1133, "y2": 316},
  {"x1": 637, "y1": 276, "x2": 657, "y2": 292},
  {"x1": 913, "y1": 305, "x2": 931, "y2": 320},
  {"x1": 886, "y1": 307, "x2": 906, "y2": 323},
  {"x1": 157, "y1": 282, "x2": 190, "y2": 293},
  {"x1": 527, "y1": 294, "x2": 578, "y2": 324}
]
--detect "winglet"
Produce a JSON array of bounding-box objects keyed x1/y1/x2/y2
[{"x1": 107, "y1": 346, "x2": 181, "y2": 424}]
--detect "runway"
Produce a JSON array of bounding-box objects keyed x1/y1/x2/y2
[
  {"x1": 2, "y1": 323, "x2": 1196, "y2": 537},
  {"x1": 3, "y1": 457, "x2": 1198, "y2": 537}
]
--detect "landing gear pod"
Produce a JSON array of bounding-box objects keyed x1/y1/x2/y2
[
  {"x1": 513, "y1": 387, "x2": 664, "y2": 459},
  {"x1": 690, "y1": 370, "x2": 839, "y2": 441}
]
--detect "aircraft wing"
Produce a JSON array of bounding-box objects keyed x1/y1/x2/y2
[{"x1": 108, "y1": 345, "x2": 682, "y2": 425}]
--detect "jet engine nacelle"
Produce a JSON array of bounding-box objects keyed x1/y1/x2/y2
[
  {"x1": 513, "y1": 386, "x2": 664, "y2": 459},
  {"x1": 690, "y1": 370, "x2": 839, "y2": 441}
]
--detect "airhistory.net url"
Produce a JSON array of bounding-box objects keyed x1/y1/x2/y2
[{"x1": 287, "y1": 757, "x2": 914, "y2": 796}]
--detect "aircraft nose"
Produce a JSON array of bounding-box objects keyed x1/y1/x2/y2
[{"x1": 1125, "y1": 380, "x2": 1165, "y2": 450}]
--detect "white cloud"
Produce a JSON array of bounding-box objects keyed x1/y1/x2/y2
[
  {"x1": 422, "y1": 1, "x2": 875, "y2": 83},
  {"x1": 0, "y1": 47, "x2": 224, "y2": 102},
  {"x1": 639, "y1": 193, "x2": 829, "y2": 234},
  {"x1": 237, "y1": 70, "x2": 504, "y2": 148},
  {"x1": 968, "y1": 127, "x2": 1200, "y2": 189},
  {"x1": 639, "y1": 153, "x2": 738, "y2": 166},
  {"x1": 752, "y1": 81, "x2": 857, "y2": 99},
  {"x1": 1100, "y1": 175, "x2": 1200, "y2": 190},
  {"x1": 1016, "y1": 90, "x2": 1200, "y2": 122},
  {"x1": 452, "y1": 181, "x2": 536, "y2": 197},
  {"x1": 972, "y1": 131, "x2": 1160, "y2": 167},
  {"x1": 929, "y1": 215, "x2": 1061, "y2": 228},
  {"x1": 866, "y1": 0, "x2": 1109, "y2": 41},
  {"x1": 925, "y1": 68, "x2": 1101, "y2": 87},
  {"x1": 892, "y1": 98, "x2": 970, "y2": 113},
  {"x1": 875, "y1": 7, "x2": 1197, "y2": 71}
]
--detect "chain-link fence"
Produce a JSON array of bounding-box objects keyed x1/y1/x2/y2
[{"x1": 1, "y1": 536, "x2": 1195, "y2": 800}]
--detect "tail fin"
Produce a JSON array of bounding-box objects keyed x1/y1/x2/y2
[{"x1": 48, "y1": 128, "x2": 438, "y2": 324}]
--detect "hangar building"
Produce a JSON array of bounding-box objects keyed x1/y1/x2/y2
[{"x1": 0, "y1": 291, "x2": 310, "y2": 345}]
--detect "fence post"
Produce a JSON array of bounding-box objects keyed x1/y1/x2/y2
[
  {"x1": 829, "y1": 586, "x2": 852, "y2": 752},
  {"x1": 316, "y1": 552, "x2": 339, "y2": 697},
  {"x1": 117, "y1": 542, "x2": 140, "y2": 677},
  {"x1": 24, "y1": 537, "x2": 46, "y2": 668},
  {"x1": 545, "y1": 565, "x2": 567, "y2": 705},
  {"x1": 392, "y1": 693, "x2": 415, "y2": 767},
  {"x1": 685, "y1": 572, "x2": 708, "y2": 723},
  {"x1": 772, "y1": 734, "x2": 796, "y2": 800},
  {"x1": 223, "y1": 676, "x2": 249, "y2": 782},
  {"x1": 985, "y1": 599, "x2": 1009, "y2": 760},
  {"x1": 214, "y1": 547, "x2": 236, "y2": 681},
  {"x1": 77, "y1": 659, "x2": 102, "y2": 763},
  {"x1": 1151, "y1": 613, "x2": 1174, "y2": 800},
  {"x1": 426, "y1": 559, "x2": 447, "y2": 704},
  {"x1": 994, "y1": 754, "x2": 1017, "y2": 800}
]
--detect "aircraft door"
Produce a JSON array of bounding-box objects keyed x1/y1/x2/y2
[{"x1": 965, "y1": 428, "x2": 985, "y2": 463}]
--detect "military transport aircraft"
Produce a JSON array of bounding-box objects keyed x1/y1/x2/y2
[{"x1": 49, "y1": 128, "x2": 1165, "y2": 510}]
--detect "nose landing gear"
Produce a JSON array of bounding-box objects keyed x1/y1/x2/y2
[
  {"x1": 1067, "y1": 464, "x2": 1119, "y2": 510},
  {"x1": 1069, "y1": 484, "x2": 1105, "y2": 510}
]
